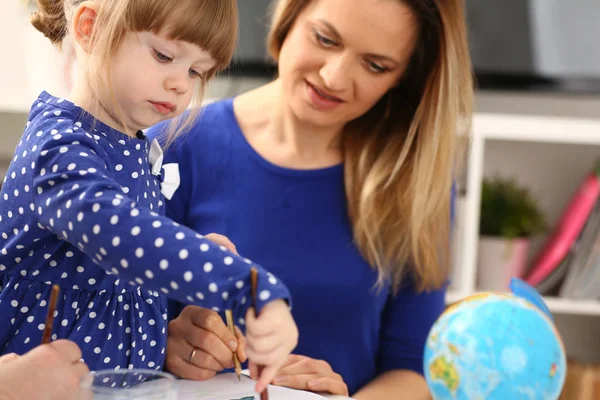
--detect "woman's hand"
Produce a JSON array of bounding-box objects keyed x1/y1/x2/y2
[
  {"x1": 260, "y1": 354, "x2": 349, "y2": 396},
  {"x1": 164, "y1": 232, "x2": 245, "y2": 380},
  {"x1": 164, "y1": 306, "x2": 247, "y2": 381},
  {"x1": 203, "y1": 233, "x2": 237, "y2": 254}
]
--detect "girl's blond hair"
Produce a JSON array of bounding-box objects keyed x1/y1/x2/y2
[
  {"x1": 268, "y1": 0, "x2": 473, "y2": 293},
  {"x1": 30, "y1": 0, "x2": 238, "y2": 144}
]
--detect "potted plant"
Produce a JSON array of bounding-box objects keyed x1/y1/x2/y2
[{"x1": 477, "y1": 176, "x2": 547, "y2": 291}]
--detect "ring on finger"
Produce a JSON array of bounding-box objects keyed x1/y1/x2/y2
[{"x1": 188, "y1": 347, "x2": 198, "y2": 364}]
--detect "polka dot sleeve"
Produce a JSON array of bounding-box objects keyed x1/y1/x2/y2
[{"x1": 31, "y1": 128, "x2": 291, "y2": 315}]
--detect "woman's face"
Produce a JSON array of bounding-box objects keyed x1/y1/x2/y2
[{"x1": 277, "y1": 0, "x2": 419, "y2": 129}]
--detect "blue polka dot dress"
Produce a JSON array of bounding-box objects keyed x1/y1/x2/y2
[{"x1": 0, "y1": 92, "x2": 291, "y2": 371}]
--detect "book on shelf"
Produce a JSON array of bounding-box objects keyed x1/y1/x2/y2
[
  {"x1": 526, "y1": 161, "x2": 600, "y2": 292},
  {"x1": 562, "y1": 230, "x2": 600, "y2": 300},
  {"x1": 533, "y1": 200, "x2": 597, "y2": 296},
  {"x1": 559, "y1": 200, "x2": 600, "y2": 299},
  {"x1": 535, "y1": 251, "x2": 573, "y2": 296},
  {"x1": 529, "y1": 160, "x2": 600, "y2": 301}
]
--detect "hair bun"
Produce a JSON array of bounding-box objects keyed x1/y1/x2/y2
[{"x1": 30, "y1": 0, "x2": 68, "y2": 46}]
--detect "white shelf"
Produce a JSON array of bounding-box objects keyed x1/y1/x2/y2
[
  {"x1": 473, "y1": 113, "x2": 600, "y2": 145},
  {"x1": 446, "y1": 291, "x2": 600, "y2": 317}
]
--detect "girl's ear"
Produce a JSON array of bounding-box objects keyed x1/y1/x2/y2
[{"x1": 71, "y1": 1, "x2": 100, "y2": 53}]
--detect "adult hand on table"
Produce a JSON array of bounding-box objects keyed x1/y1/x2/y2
[{"x1": 262, "y1": 354, "x2": 349, "y2": 396}]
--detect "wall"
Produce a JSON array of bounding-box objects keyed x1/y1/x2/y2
[
  {"x1": 466, "y1": 0, "x2": 534, "y2": 73},
  {"x1": 530, "y1": 0, "x2": 600, "y2": 77}
]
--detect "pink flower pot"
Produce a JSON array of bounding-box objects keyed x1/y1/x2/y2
[{"x1": 477, "y1": 236, "x2": 531, "y2": 291}]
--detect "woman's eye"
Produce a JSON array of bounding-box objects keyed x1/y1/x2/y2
[
  {"x1": 367, "y1": 61, "x2": 387, "y2": 74},
  {"x1": 153, "y1": 50, "x2": 172, "y2": 63},
  {"x1": 188, "y1": 69, "x2": 200, "y2": 78},
  {"x1": 315, "y1": 31, "x2": 336, "y2": 48}
]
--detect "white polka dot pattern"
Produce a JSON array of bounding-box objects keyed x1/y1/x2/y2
[{"x1": 0, "y1": 92, "x2": 291, "y2": 371}]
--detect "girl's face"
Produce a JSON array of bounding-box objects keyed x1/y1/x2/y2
[
  {"x1": 277, "y1": 0, "x2": 419, "y2": 130},
  {"x1": 104, "y1": 31, "x2": 216, "y2": 131}
]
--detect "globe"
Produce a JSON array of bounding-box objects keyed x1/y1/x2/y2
[{"x1": 424, "y1": 279, "x2": 567, "y2": 399}]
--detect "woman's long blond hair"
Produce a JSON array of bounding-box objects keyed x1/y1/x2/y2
[
  {"x1": 268, "y1": 0, "x2": 473, "y2": 293},
  {"x1": 30, "y1": 0, "x2": 238, "y2": 144}
]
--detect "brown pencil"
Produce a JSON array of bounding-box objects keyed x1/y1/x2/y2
[
  {"x1": 250, "y1": 267, "x2": 269, "y2": 400},
  {"x1": 225, "y1": 308, "x2": 242, "y2": 381},
  {"x1": 41, "y1": 284, "x2": 60, "y2": 344}
]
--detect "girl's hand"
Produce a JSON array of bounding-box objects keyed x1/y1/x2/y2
[{"x1": 245, "y1": 300, "x2": 298, "y2": 393}]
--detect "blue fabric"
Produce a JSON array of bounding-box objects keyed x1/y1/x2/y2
[
  {"x1": 0, "y1": 92, "x2": 290, "y2": 372},
  {"x1": 146, "y1": 98, "x2": 447, "y2": 395}
]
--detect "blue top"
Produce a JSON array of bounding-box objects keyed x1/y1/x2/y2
[
  {"x1": 146, "y1": 99, "x2": 447, "y2": 395},
  {"x1": 0, "y1": 92, "x2": 290, "y2": 372}
]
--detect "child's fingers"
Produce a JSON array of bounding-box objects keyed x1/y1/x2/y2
[
  {"x1": 255, "y1": 364, "x2": 278, "y2": 394},
  {"x1": 244, "y1": 308, "x2": 276, "y2": 338},
  {"x1": 248, "y1": 361, "x2": 259, "y2": 380},
  {"x1": 246, "y1": 341, "x2": 286, "y2": 367},
  {"x1": 245, "y1": 332, "x2": 281, "y2": 356},
  {"x1": 245, "y1": 307, "x2": 256, "y2": 326}
]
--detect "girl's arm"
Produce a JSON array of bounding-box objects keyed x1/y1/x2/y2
[{"x1": 32, "y1": 127, "x2": 291, "y2": 318}]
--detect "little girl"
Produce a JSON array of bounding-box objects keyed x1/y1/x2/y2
[{"x1": 0, "y1": 0, "x2": 297, "y2": 389}]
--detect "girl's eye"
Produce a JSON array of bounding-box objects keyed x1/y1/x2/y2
[
  {"x1": 188, "y1": 69, "x2": 201, "y2": 79},
  {"x1": 315, "y1": 30, "x2": 336, "y2": 48},
  {"x1": 367, "y1": 61, "x2": 387, "y2": 74},
  {"x1": 153, "y1": 50, "x2": 172, "y2": 63}
]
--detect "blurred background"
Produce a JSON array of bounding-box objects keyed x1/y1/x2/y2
[{"x1": 1, "y1": 1, "x2": 600, "y2": 397}]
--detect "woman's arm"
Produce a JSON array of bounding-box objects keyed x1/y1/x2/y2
[
  {"x1": 360, "y1": 280, "x2": 445, "y2": 400},
  {"x1": 352, "y1": 370, "x2": 430, "y2": 400}
]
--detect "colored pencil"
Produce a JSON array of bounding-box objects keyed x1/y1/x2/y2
[{"x1": 41, "y1": 284, "x2": 60, "y2": 344}]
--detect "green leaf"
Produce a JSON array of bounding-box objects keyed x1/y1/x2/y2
[{"x1": 479, "y1": 176, "x2": 547, "y2": 238}]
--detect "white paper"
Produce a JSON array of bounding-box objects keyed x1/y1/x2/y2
[{"x1": 175, "y1": 373, "x2": 328, "y2": 400}]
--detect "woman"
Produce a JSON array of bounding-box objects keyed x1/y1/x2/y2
[{"x1": 146, "y1": 0, "x2": 472, "y2": 397}]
